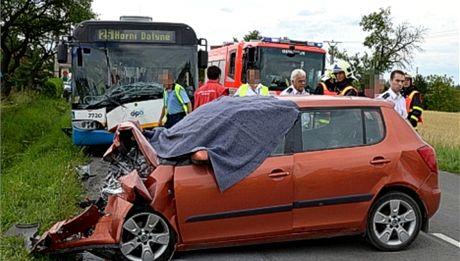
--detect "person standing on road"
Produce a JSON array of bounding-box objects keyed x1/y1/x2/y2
[
  {"x1": 158, "y1": 70, "x2": 192, "y2": 128},
  {"x1": 280, "y1": 69, "x2": 309, "y2": 96},
  {"x1": 234, "y1": 69, "x2": 269, "y2": 97},
  {"x1": 194, "y1": 66, "x2": 228, "y2": 109},
  {"x1": 377, "y1": 69, "x2": 407, "y2": 119},
  {"x1": 315, "y1": 60, "x2": 358, "y2": 96},
  {"x1": 402, "y1": 72, "x2": 424, "y2": 128}
]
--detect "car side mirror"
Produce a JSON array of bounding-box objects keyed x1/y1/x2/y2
[
  {"x1": 198, "y1": 50, "x2": 208, "y2": 69},
  {"x1": 57, "y1": 43, "x2": 68, "y2": 63}
]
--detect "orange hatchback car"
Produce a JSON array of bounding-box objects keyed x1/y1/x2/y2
[{"x1": 34, "y1": 96, "x2": 440, "y2": 261}]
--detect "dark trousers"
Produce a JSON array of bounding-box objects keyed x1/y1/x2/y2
[{"x1": 164, "y1": 112, "x2": 186, "y2": 128}]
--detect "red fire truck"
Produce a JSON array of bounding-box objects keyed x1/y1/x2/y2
[{"x1": 208, "y1": 37, "x2": 327, "y2": 94}]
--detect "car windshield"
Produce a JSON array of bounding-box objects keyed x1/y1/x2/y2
[
  {"x1": 72, "y1": 44, "x2": 197, "y2": 109},
  {"x1": 259, "y1": 47, "x2": 324, "y2": 92}
]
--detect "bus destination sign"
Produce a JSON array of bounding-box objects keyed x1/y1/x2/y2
[{"x1": 96, "y1": 29, "x2": 176, "y2": 43}]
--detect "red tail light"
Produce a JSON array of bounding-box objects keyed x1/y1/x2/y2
[{"x1": 417, "y1": 145, "x2": 438, "y2": 173}]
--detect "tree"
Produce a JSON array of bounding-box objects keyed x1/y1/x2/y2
[
  {"x1": 243, "y1": 30, "x2": 263, "y2": 42},
  {"x1": 423, "y1": 75, "x2": 460, "y2": 112},
  {"x1": 360, "y1": 7, "x2": 426, "y2": 73},
  {"x1": 1, "y1": 0, "x2": 95, "y2": 98}
]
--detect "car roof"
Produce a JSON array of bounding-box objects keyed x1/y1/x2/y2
[{"x1": 277, "y1": 95, "x2": 393, "y2": 109}]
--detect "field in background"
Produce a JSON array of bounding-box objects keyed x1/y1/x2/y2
[{"x1": 418, "y1": 111, "x2": 460, "y2": 173}]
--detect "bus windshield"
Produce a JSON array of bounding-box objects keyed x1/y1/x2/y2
[
  {"x1": 259, "y1": 48, "x2": 325, "y2": 92},
  {"x1": 72, "y1": 44, "x2": 197, "y2": 109}
]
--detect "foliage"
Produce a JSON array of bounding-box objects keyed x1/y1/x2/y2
[
  {"x1": 234, "y1": 30, "x2": 263, "y2": 42},
  {"x1": 0, "y1": 95, "x2": 87, "y2": 260},
  {"x1": 1, "y1": 0, "x2": 95, "y2": 98},
  {"x1": 41, "y1": 77, "x2": 64, "y2": 98},
  {"x1": 331, "y1": 7, "x2": 426, "y2": 79},
  {"x1": 421, "y1": 75, "x2": 460, "y2": 112},
  {"x1": 243, "y1": 30, "x2": 263, "y2": 42},
  {"x1": 360, "y1": 7, "x2": 426, "y2": 73}
]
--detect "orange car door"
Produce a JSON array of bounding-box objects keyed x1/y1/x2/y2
[
  {"x1": 174, "y1": 139, "x2": 295, "y2": 244},
  {"x1": 292, "y1": 108, "x2": 395, "y2": 232}
]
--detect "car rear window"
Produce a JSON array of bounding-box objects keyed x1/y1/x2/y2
[{"x1": 300, "y1": 107, "x2": 384, "y2": 151}]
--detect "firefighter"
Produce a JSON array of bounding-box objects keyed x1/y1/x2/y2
[
  {"x1": 314, "y1": 60, "x2": 358, "y2": 96},
  {"x1": 402, "y1": 72, "x2": 424, "y2": 128},
  {"x1": 158, "y1": 70, "x2": 192, "y2": 128},
  {"x1": 280, "y1": 69, "x2": 309, "y2": 95},
  {"x1": 234, "y1": 69, "x2": 269, "y2": 96}
]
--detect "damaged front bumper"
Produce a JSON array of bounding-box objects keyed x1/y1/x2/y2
[{"x1": 32, "y1": 192, "x2": 133, "y2": 254}]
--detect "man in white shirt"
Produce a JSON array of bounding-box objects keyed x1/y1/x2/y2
[
  {"x1": 280, "y1": 69, "x2": 309, "y2": 96},
  {"x1": 377, "y1": 70, "x2": 408, "y2": 119}
]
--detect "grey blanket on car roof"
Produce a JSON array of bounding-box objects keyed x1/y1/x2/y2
[{"x1": 147, "y1": 96, "x2": 299, "y2": 192}]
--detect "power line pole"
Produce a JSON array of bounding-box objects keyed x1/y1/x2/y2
[{"x1": 324, "y1": 40, "x2": 342, "y2": 65}]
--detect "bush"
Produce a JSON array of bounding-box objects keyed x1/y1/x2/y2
[
  {"x1": 416, "y1": 75, "x2": 460, "y2": 112},
  {"x1": 41, "y1": 77, "x2": 64, "y2": 98}
]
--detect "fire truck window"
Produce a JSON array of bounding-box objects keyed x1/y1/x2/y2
[{"x1": 228, "y1": 51, "x2": 236, "y2": 80}]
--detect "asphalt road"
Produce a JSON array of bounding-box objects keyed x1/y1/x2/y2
[{"x1": 430, "y1": 171, "x2": 460, "y2": 241}]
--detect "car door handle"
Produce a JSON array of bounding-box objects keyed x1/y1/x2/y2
[
  {"x1": 268, "y1": 171, "x2": 290, "y2": 178},
  {"x1": 370, "y1": 157, "x2": 391, "y2": 165}
]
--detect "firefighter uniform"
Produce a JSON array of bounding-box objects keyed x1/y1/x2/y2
[{"x1": 402, "y1": 86, "x2": 424, "y2": 128}]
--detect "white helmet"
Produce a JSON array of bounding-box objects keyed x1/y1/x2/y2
[{"x1": 332, "y1": 60, "x2": 354, "y2": 78}]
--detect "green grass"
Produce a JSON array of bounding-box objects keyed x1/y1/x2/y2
[
  {"x1": 1, "y1": 94, "x2": 88, "y2": 260},
  {"x1": 433, "y1": 144, "x2": 460, "y2": 174}
]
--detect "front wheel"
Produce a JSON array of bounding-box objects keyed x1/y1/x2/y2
[
  {"x1": 366, "y1": 192, "x2": 422, "y2": 251},
  {"x1": 119, "y1": 211, "x2": 176, "y2": 261}
]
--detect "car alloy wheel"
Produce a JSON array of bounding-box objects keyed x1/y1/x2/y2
[
  {"x1": 120, "y1": 211, "x2": 175, "y2": 261},
  {"x1": 367, "y1": 192, "x2": 422, "y2": 251}
]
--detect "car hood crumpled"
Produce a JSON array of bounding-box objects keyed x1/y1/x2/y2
[{"x1": 145, "y1": 96, "x2": 299, "y2": 191}]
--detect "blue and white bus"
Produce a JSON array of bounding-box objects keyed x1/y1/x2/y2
[{"x1": 58, "y1": 17, "x2": 207, "y2": 145}]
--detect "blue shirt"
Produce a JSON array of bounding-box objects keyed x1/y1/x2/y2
[{"x1": 166, "y1": 87, "x2": 190, "y2": 114}]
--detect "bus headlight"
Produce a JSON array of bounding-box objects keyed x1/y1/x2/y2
[{"x1": 72, "y1": 120, "x2": 104, "y2": 130}]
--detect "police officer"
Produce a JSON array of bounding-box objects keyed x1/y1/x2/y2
[
  {"x1": 280, "y1": 69, "x2": 309, "y2": 95},
  {"x1": 315, "y1": 60, "x2": 358, "y2": 96},
  {"x1": 234, "y1": 69, "x2": 269, "y2": 97},
  {"x1": 377, "y1": 70, "x2": 407, "y2": 119},
  {"x1": 402, "y1": 72, "x2": 424, "y2": 128}
]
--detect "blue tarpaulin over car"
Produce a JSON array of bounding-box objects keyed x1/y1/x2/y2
[{"x1": 147, "y1": 96, "x2": 299, "y2": 191}]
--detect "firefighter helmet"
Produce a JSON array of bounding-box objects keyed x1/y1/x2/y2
[
  {"x1": 405, "y1": 72, "x2": 415, "y2": 79},
  {"x1": 321, "y1": 66, "x2": 335, "y2": 81},
  {"x1": 332, "y1": 60, "x2": 353, "y2": 78}
]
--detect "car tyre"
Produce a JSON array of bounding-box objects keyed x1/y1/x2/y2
[
  {"x1": 366, "y1": 192, "x2": 422, "y2": 251},
  {"x1": 117, "y1": 209, "x2": 176, "y2": 261}
]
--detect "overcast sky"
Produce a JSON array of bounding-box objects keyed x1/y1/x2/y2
[{"x1": 92, "y1": 0, "x2": 459, "y2": 83}]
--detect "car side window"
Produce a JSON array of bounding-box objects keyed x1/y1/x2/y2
[
  {"x1": 363, "y1": 109, "x2": 385, "y2": 144},
  {"x1": 301, "y1": 108, "x2": 383, "y2": 151},
  {"x1": 271, "y1": 137, "x2": 285, "y2": 156}
]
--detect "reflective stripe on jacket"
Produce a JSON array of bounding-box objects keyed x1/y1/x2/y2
[
  {"x1": 163, "y1": 84, "x2": 188, "y2": 114},
  {"x1": 239, "y1": 84, "x2": 269, "y2": 96},
  {"x1": 319, "y1": 82, "x2": 337, "y2": 96},
  {"x1": 405, "y1": 90, "x2": 424, "y2": 123},
  {"x1": 339, "y1": 86, "x2": 358, "y2": 96}
]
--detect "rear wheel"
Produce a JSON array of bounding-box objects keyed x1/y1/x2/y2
[
  {"x1": 119, "y1": 211, "x2": 176, "y2": 261},
  {"x1": 366, "y1": 192, "x2": 422, "y2": 251}
]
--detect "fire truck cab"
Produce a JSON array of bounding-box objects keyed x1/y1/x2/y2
[{"x1": 208, "y1": 37, "x2": 327, "y2": 95}]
